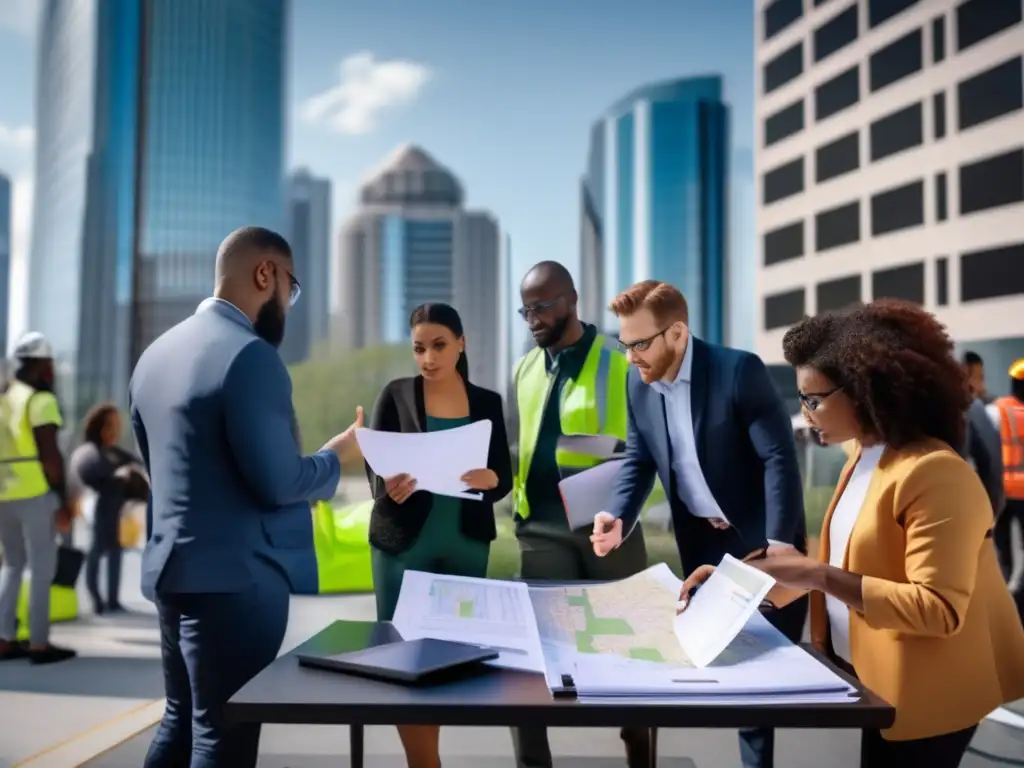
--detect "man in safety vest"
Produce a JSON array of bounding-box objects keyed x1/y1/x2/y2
[
  {"x1": 0, "y1": 332, "x2": 76, "y2": 664},
  {"x1": 989, "y1": 357, "x2": 1024, "y2": 619},
  {"x1": 510, "y1": 261, "x2": 651, "y2": 768}
]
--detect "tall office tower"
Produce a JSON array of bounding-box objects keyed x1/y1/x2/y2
[
  {"x1": 336, "y1": 144, "x2": 503, "y2": 392},
  {"x1": 29, "y1": 0, "x2": 287, "y2": 423},
  {"x1": 282, "y1": 168, "x2": 331, "y2": 365},
  {"x1": 755, "y1": 0, "x2": 1024, "y2": 384},
  {"x1": 0, "y1": 173, "x2": 10, "y2": 356},
  {"x1": 580, "y1": 76, "x2": 730, "y2": 342}
]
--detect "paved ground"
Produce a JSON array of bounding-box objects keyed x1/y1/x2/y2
[{"x1": 2, "y1": 521, "x2": 1023, "y2": 767}]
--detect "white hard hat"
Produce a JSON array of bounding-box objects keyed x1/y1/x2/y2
[{"x1": 12, "y1": 332, "x2": 54, "y2": 360}]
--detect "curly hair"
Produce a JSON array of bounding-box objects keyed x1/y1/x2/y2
[
  {"x1": 781, "y1": 299, "x2": 970, "y2": 449},
  {"x1": 82, "y1": 402, "x2": 119, "y2": 446}
]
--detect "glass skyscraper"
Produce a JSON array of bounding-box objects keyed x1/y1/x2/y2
[
  {"x1": 0, "y1": 173, "x2": 10, "y2": 355},
  {"x1": 29, "y1": 0, "x2": 286, "y2": 424},
  {"x1": 579, "y1": 76, "x2": 729, "y2": 343}
]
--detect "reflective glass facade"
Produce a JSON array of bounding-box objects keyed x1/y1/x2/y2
[
  {"x1": 0, "y1": 174, "x2": 10, "y2": 354},
  {"x1": 29, "y1": 0, "x2": 287, "y2": 424},
  {"x1": 582, "y1": 77, "x2": 729, "y2": 342}
]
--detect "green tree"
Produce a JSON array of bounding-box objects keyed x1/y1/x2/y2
[{"x1": 289, "y1": 344, "x2": 415, "y2": 469}]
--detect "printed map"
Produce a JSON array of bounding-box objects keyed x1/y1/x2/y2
[{"x1": 528, "y1": 566, "x2": 694, "y2": 667}]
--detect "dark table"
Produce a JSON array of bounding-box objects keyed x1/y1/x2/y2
[{"x1": 226, "y1": 619, "x2": 895, "y2": 768}]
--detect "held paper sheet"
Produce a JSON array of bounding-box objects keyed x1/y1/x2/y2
[{"x1": 355, "y1": 420, "x2": 492, "y2": 501}]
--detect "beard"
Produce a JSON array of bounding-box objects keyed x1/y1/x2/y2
[
  {"x1": 531, "y1": 314, "x2": 571, "y2": 349},
  {"x1": 635, "y1": 345, "x2": 676, "y2": 383},
  {"x1": 254, "y1": 296, "x2": 286, "y2": 348}
]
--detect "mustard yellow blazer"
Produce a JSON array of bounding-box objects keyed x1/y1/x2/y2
[{"x1": 811, "y1": 438, "x2": 1024, "y2": 741}]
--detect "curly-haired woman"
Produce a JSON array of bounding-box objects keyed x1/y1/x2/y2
[{"x1": 681, "y1": 299, "x2": 1024, "y2": 766}]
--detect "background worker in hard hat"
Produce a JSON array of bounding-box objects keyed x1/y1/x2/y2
[
  {"x1": 988, "y1": 358, "x2": 1024, "y2": 621},
  {"x1": 0, "y1": 332, "x2": 76, "y2": 664}
]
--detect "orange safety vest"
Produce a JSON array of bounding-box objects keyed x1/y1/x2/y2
[{"x1": 994, "y1": 396, "x2": 1024, "y2": 500}]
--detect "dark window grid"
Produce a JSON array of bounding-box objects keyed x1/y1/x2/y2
[
  {"x1": 869, "y1": 101, "x2": 924, "y2": 162},
  {"x1": 933, "y1": 91, "x2": 947, "y2": 140},
  {"x1": 931, "y1": 16, "x2": 946, "y2": 64},
  {"x1": 813, "y1": 3, "x2": 859, "y2": 63},
  {"x1": 868, "y1": 0, "x2": 921, "y2": 29},
  {"x1": 763, "y1": 220, "x2": 805, "y2": 266},
  {"x1": 957, "y1": 57, "x2": 1024, "y2": 132},
  {"x1": 816, "y1": 274, "x2": 862, "y2": 312},
  {"x1": 762, "y1": 157, "x2": 806, "y2": 205},
  {"x1": 815, "y1": 200, "x2": 861, "y2": 251},
  {"x1": 935, "y1": 172, "x2": 948, "y2": 222},
  {"x1": 935, "y1": 256, "x2": 949, "y2": 305},
  {"x1": 764, "y1": 99, "x2": 805, "y2": 147},
  {"x1": 815, "y1": 131, "x2": 860, "y2": 183},
  {"x1": 764, "y1": 288, "x2": 806, "y2": 330},
  {"x1": 871, "y1": 179, "x2": 925, "y2": 236},
  {"x1": 960, "y1": 242, "x2": 1024, "y2": 302},
  {"x1": 872, "y1": 261, "x2": 925, "y2": 304},
  {"x1": 814, "y1": 65, "x2": 860, "y2": 121},
  {"x1": 958, "y1": 148, "x2": 1024, "y2": 216},
  {"x1": 764, "y1": 0, "x2": 803, "y2": 41},
  {"x1": 956, "y1": 0, "x2": 1023, "y2": 53},
  {"x1": 869, "y1": 28, "x2": 923, "y2": 93},
  {"x1": 763, "y1": 42, "x2": 804, "y2": 95}
]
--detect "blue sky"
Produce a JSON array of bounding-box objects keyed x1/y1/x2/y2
[{"x1": 0, "y1": 0, "x2": 756, "y2": 346}]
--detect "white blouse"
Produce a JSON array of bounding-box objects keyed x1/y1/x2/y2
[{"x1": 825, "y1": 443, "x2": 886, "y2": 663}]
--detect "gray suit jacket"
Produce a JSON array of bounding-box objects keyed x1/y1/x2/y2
[
  {"x1": 961, "y1": 397, "x2": 1006, "y2": 516},
  {"x1": 129, "y1": 298, "x2": 340, "y2": 600}
]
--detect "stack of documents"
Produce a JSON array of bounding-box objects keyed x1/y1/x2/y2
[
  {"x1": 355, "y1": 421, "x2": 492, "y2": 501},
  {"x1": 391, "y1": 557, "x2": 858, "y2": 706}
]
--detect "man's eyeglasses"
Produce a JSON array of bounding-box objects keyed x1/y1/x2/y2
[
  {"x1": 799, "y1": 387, "x2": 842, "y2": 412},
  {"x1": 617, "y1": 328, "x2": 670, "y2": 353},
  {"x1": 276, "y1": 263, "x2": 301, "y2": 306},
  {"x1": 518, "y1": 295, "x2": 564, "y2": 320}
]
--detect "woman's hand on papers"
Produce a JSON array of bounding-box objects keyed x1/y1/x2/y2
[
  {"x1": 677, "y1": 565, "x2": 715, "y2": 613},
  {"x1": 385, "y1": 473, "x2": 417, "y2": 504},
  {"x1": 460, "y1": 468, "x2": 498, "y2": 491}
]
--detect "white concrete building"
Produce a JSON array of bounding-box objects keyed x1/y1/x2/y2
[{"x1": 754, "y1": 0, "x2": 1024, "y2": 380}]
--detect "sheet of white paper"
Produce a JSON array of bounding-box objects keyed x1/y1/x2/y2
[
  {"x1": 391, "y1": 570, "x2": 546, "y2": 673},
  {"x1": 578, "y1": 691, "x2": 860, "y2": 706},
  {"x1": 355, "y1": 420, "x2": 492, "y2": 500},
  {"x1": 674, "y1": 553, "x2": 776, "y2": 668},
  {"x1": 558, "y1": 459, "x2": 626, "y2": 530}
]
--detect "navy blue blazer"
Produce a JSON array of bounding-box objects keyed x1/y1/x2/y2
[
  {"x1": 610, "y1": 338, "x2": 805, "y2": 566},
  {"x1": 129, "y1": 299, "x2": 341, "y2": 600}
]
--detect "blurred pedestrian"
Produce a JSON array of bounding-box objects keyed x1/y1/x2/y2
[
  {"x1": 131, "y1": 226, "x2": 363, "y2": 768},
  {"x1": 0, "y1": 332, "x2": 76, "y2": 664},
  {"x1": 70, "y1": 403, "x2": 147, "y2": 615}
]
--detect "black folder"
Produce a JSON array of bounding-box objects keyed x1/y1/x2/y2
[{"x1": 297, "y1": 638, "x2": 498, "y2": 685}]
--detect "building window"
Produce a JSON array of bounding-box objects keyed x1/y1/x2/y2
[
  {"x1": 931, "y1": 16, "x2": 946, "y2": 64},
  {"x1": 873, "y1": 262, "x2": 925, "y2": 304},
  {"x1": 764, "y1": 42, "x2": 804, "y2": 94},
  {"x1": 868, "y1": 0, "x2": 920, "y2": 29},
  {"x1": 936, "y1": 256, "x2": 949, "y2": 305},
  {"x1": 817, "y1": 274, "x2": 862, "y2": 312},
  {"x1": 763, "y1": 220, "x2": 805, "y2": 266},
  {"x1": 816, "y1": 131, "x2": 860, "y2": 183},
  {"x1": 815, "y1": 65, "x2": 859, "y2": 121},
  {"x1": 933, "y1": 91, "x2": 947, "y2": 140},
  {"x1": 764, "y1": 288, "x2": 806, "y2": 330},
  {"x1": 956, "y1": 0, "x2": 1023, "y2": 53},
  {"x1": 814, "y1": 4, "x2": 859, "y2": 62},
  {"x1": 957, "y1": 57, "x2": 1023, "y2": 132},
  {"x1": 936, "y1": 172, "x2": 948, "y2": 221},
  {"x1": 815, "y1": 200, "x2": 860, "y2": 251},
  {"x1": 961, "y1": 243, "x2": 1024, "y2": 302},
  {"x1": 764, "y1": 0, "x2": 803, "y2": 41},
  {"x1": 763, "y1": 157, "x2": 805, "y2": 205},
  {"x1": 869, "y1": 101, "x2": 923, "y2": 162},
  {"x1": 764, "y1": 99, "x2": 805, "y2": 147},
  {"x1": 870, "y1": 28, "x2": 923, "y2": 93},
  {"x1": 871, "y1": 179, "x2": 925, "y2": 236},
  {"x1": 959, "y1": 148, "x2": 1024, "y2": 216}
]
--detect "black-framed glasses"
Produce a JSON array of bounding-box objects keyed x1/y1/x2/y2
[
  {"x1": 275, "y1": 263, "x2": 301, "y2": 306},
  {"x1": 799, "y1": 387, "x2": 842, "y2": 412},
  {"x1": 617, "y1": 328, "x2": 668, "y2": 353},
  {"x1": 518, "y1": 295, "x2": 564, "y2": 320}
]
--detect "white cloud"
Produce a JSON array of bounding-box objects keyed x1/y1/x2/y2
[
  {"x1": 300, "y1": 52, "x2": 431, "y2": 135},
  {"x1": 0, "y1": 123, "x2": 35, "y2": 151},
  {"x1": 7, "y1": 173, "x2": 33, "y2": 347},
  {"x1": 0, "y1": 0, "x2": 41, "y2": 37}
]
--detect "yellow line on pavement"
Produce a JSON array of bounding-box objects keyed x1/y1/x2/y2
[{"x1": 13, "y1": 698, "x2": 165, "y2": 767}]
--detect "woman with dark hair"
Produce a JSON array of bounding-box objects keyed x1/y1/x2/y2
[
  {"x1": 680, "y1": 300, "x2": 1024, "y2": 767},
  {"x1": 69, "y1": 403, "x2": 148, "y2": 614},
  {"x1": 367, "y1": 302, "x2": 512, "y2": 768}
]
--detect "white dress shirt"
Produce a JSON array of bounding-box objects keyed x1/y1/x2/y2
[
  {"x1": 651, "y1": 339, "x2": 729, "y2": 525},
  {"x1": 825, "y1": 443, "x2": 886, "y2": 663}
]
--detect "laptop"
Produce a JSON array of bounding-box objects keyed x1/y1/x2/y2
[{"x1": 297, "y1": 638, "x2": 499, "y2": 685}]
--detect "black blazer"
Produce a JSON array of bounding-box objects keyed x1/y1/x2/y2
[{"x1": 366, "y1": 376, "x2": 513, "y2": 555}]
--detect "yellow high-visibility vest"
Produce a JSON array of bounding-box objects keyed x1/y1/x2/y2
[
  {"x1": 0, "y1": 380, "x2": 61, "y2": 501},
  {"x1": 513, "y1": 334, "x2": 628, "y2": 519}
]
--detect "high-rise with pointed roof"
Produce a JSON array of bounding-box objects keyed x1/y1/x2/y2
[{"x1": 336, "y1": 144, "x2": 505, "y2": 393}]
